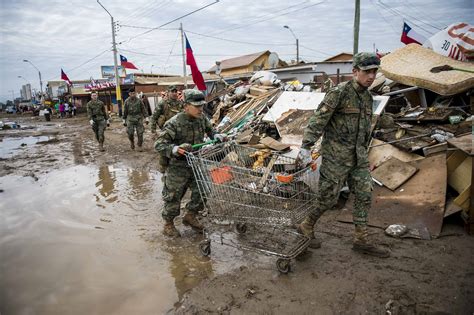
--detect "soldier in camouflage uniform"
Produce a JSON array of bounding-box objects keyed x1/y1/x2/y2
[
  {"x1": 150, "y1": 85, "x2": 184, "y2": 173},
  {"x1": 123, "y1": 88, "x2": 149, "y2": 151},
  {"x1": 296, "y1": 53, "x2": 390, "y2": 258},
  {"x1": 86, "y1": 92, "x2": 109, "y2": 152},
  {"x1": 155, "y1": 89, "x2": 225, "y2": 237},
  {"x1": 150, "y1": 85, "x2": 184, "y2": 134}
]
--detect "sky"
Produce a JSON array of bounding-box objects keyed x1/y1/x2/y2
[{"x1": 0, "y1": 0, "x2": 473, "y2": 102}]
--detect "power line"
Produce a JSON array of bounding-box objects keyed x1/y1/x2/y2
[
  {"x1": 184, "y1": 30, "x2": 294, "y2": 46},
  {"x1": 211, "y1": 1, "x2": 326, "y2": 36},
  {"x1": 120, "y1": 0, "x2": 220, "y2": 45},
  {"x1": 299, "y1": 44, "x2": 332, "y2": 56}
]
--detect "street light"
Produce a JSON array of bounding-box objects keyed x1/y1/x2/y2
[
  {"x1": 23, "y1": 59, "x2": 43, "y2": 94},
  {"x1": 283, "y1": 25, "x2": 299, "y2": 64}
]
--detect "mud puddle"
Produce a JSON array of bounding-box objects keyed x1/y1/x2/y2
[
  {"x1": 0, "y1": 136, "x2": 51, "y2": 158},
  {"x1": 0, "y1": 164, "x2": 260, "y2": 314}
]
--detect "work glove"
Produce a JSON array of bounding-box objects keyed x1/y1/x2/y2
[
  {"x1": 145, "y1": 117, "x2": 150, "y2": 125},
  {"x1": 122, "y1": 119, "x2": 127, "y2": 127},
  {"x1": 214, "y1": 133, "x2": 228, "y2": 143},
  {"x1": 106, "y1": 119, "x2": 110, "y2": 127},
  {"x1": 89, "y1": 119, "x2": 94, "y2": 126},
  {"x1": 295, "y1": 147, "x2": 312, "y2": 169},
  {"x1": 172, "y1": 143, "x2": 192, "y2": 156}
]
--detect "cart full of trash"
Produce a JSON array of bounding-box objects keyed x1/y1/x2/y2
[{"x1": 186, "y1": 142, "x2": 319, "y2": 273}]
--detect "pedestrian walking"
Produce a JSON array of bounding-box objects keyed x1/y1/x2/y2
[
  {"x1": 86, "y1": 92, "x2": 109, "y2": 152},
  {"x1": 123, "y1": 88, "x2": 149, "y2": 151}
]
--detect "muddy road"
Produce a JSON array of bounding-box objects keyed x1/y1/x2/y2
[{"x1": 1, "y1": 113, "x2": 473, "y2": 315}]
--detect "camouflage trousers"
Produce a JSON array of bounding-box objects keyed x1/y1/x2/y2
[
  {"x1": 127, "y1": 118, "x2": 144, "y2": 146},
  {"x1": 310, "y1": 157, "x2": 372, "y2": 225},
  {"x1": 162, "y1": 164, "x2": 204, "y2": 220},
  {"x1": 92, "y1": 119, "x2": 106, "y2": 144}
]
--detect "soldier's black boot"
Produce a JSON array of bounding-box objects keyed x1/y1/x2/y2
[
  {"x1": 130, "y1": 140, "x2": 135, "y2": 150},
  {"x1": 163, "y1": 219, "x2": 180, "y2": 238},
  {"x1": 352, "y1": 225, "x2": 390, "y2": 258},
  {"x1": 99, "y1": 142, "x2": 105, "y2": 152},
  {"x1": 297, "y1": 214, "x2": 321, "y2": 249},
  {"x1": 182, "y1": 212, "x2": 204, "y2": 232}
]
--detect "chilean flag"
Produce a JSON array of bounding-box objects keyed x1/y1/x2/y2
[
  {"x1": 120, "y1": 55, "x2": 138, "y2": 70},
  {"x1": 401, "y1": 22, "x2": 426, "y2": 45},
  {"x1": 61, "y1": 68, "x2": 72, "y2": 85},
  {"x1": 185, "y1": 34, "x2": 206, "y2": 91}
]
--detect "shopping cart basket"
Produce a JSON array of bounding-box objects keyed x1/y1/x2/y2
[{"x1": 186, "y1": 142, "x2": 319, "y2": 273}]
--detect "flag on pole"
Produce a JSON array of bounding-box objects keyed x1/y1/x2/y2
[
  {"x1": 61, "y1": 68, "x2": 72, "y2": 85},
  {"x1": 401, "y1": 22, "x2": 426, "y2": 45},
  {"x1": 120, "y1": 55, "x2": 138, "y2": 70},
  {"x1": 185, "y1": 34, "x2": 206, "y2": 91}
]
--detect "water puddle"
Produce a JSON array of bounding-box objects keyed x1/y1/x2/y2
[
  {"x1": 0, "y1": 164, "x2": 254, "y2": 314},
  {"x1": 0, "y1": 136, "x2": 50, "y2": 158}
]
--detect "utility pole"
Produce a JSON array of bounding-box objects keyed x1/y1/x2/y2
[
  {"x1": 353, "y1": 0, "x2": 360, "y2": 55},
  {"x1": 284, "y1": 25, "x2": 299, "y2": 64},
  {"x1": 97, "y1": 0, "x2": 123, "y2": 117},
  {"x1": 180, "y1": 23, "x2": 188, "y2": 88},
  {"x1": 22, "y1": 59, "x2": 43, "y2": 95}
]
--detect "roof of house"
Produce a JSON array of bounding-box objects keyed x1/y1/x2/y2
[
  {"x1": 323, "y1": 52, "x2": 353, "y2": 62},
  {"x1": 208, "y1": 51, "x2": 270, "y2": 72}
]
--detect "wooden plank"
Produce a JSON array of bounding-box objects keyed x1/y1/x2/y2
[
  {"x1": 448, "y1": 156, "x2": 472, "y2": 193},
  {"x1": 447, "y1": 150, "x2": 467, "y2": 174},
  {"x1": 368, "y1": 138, "x2": 424, "y2": 168},
  {"x1": 454, "y1": 186, "x2": 471, "y2": 211},
  {"x1": 249, "y1": 86, "x2": 268, "y2": 96},
  {"x1": 422, "y1": 143, "x2": 447, "y2": 157},
  {"x1": 447, "y1": 133, "x2": 473, "y2": 155},
  {"x1": 371, "y1": 157, "x2": 418, "y2": 190}
]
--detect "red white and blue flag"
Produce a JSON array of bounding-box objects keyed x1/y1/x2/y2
[
  {"x1": 401, "y1": 22, "x2": 426, "y2": 45},
  {"x1": 185, "y1": 34, "x2": 206, "y2": 91},
  {"x1": 120, "y1": 55, "x2": 138, "y2": 70},
  {"x1": 61, "y1": 68, "x2": 72, "y2": 85}
]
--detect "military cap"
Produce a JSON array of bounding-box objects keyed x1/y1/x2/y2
[
  {"x1": 168, "y1": 85, "x2": 178, "y2": 91},
  {"x1": 184, "y1": 89, "x2": 206, "y2": 106},
  {"x1": 353, "y1": 52, "x2": 380, "y2": 70}
]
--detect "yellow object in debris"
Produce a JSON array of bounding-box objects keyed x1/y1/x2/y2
[
  {"x1": 250, "y1": 149, "x2": 271, "y2": 170},
  {"x1": 311, "y1": 151, "x2": 320, "y2": 160}
]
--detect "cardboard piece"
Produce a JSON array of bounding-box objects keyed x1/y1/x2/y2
[
  {"x1": 369, "y1": 138, "x2": 424, "y2": 168},
  {"x1": 337, "y1": 154, "x2": 447, "y2": 238},
  {"x1": 371, "y1": 157, "x2": 418, "y2": 190},
  {"x1": 260, "y1": 137, "x2": 290, "y2": 151}
]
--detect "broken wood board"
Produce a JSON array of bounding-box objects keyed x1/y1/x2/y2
[
  {"x1": 380, "y1": 44, "x2": 474, "y2": 96},
  {"x1": 274, "y1": 108, "x2": 315, "y2": 148},
  {"x1": 447, "y1": 150, "x2": 472, "y2": 211},
  {"x1": 371, "y1": 157, "x2": 418, "y2": 190},
  {"x1": 260, "y1": 137, "x2": 290, "y2": 151},
  {"x1": 445, "y1": 197, "x2": 464, "y2": 218},
  {"x1": 337, "y1": 154, "x2": 447, "y2": 238},
  {"x1": 249, "y1": 86, "x2": 268, "y2": 96},
  {"x1": 369, "y1": 138, "x2": 424, "y2": 168},
  {"x1": 447, "y1": 133, "x2": 473, "y2": 155}
]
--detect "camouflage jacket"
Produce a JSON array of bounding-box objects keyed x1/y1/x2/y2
[
  {"x1": 150, "y1": 98, "x2": 184, "y2": 131},
  {"x1": 86, "y1": 100, "x2": 108, "y2": 121},
  {"x1": 302, "y1": 78, "x2": 373, "y2": 166},
  {"x1": 123, "y1": 97, "x2": 148, "y2": 121},
  {"x1": 155, "y1": 112, "x2": 214, "y2": 166}
]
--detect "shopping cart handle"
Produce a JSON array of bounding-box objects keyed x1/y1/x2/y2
[{"x1": 191, "y1": 140, "x2": 218, "y2": 150}]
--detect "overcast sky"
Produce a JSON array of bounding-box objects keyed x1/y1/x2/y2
[{"x1": 0, "y1": 0, "x2": 472, "y2": 102}]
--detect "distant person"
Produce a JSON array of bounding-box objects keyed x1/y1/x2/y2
[
  {"x1": 59, "y1": 102, "x2": 65, "y2": 118},
  {"x1": 72, "y1": 104, "x2": 77, "y2": 116},
  {"x1": 64, "y1": 102, "x2": 70, "y2": 118},
  {"x1": 123, "y1": 88, "x2": 149, "y2": 151},
  {"x1": 141, "y1": 94, "x2": 152, "y2": 117},
  {"x1": 150, "y1": 85, "x2": 184, "y2": 173},
  {"x1": 87, "y1": 92, "x2": 109, "y2": 152}
]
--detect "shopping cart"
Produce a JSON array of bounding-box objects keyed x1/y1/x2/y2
[{"x1": 186, "y1": 142, "x2": 319, "y2": 273}]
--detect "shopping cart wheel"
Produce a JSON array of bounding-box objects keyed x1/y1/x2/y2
[
  {"x1": 235, "y1": 223, "x2": 247, "y2": 234},
  {"x1": 199, "y1": 240, "x2": 211, "y2": 256},
  {"x1": 276, "y1": 259, "x2": 291, "y2": 274}
]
